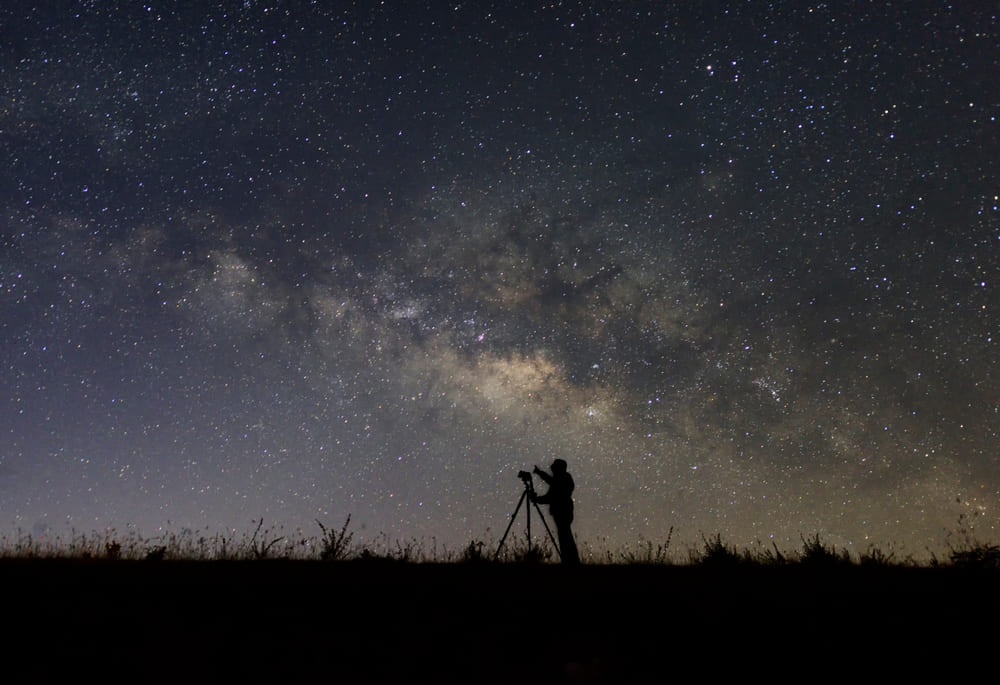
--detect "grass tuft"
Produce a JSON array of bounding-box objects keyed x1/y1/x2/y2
[
  {"x1": 798, "y1": 533, "x2": 853, "y2": 568},
  {"x1": 316, "y1": 515, "x2": 355, "y2": 562},
  {"x1": 690, "y1": 533, "x2": 746, "y2": 567}
]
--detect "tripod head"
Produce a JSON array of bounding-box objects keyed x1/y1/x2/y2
[{"x1": 517, "y1": 470, "x2": 535, "y2": 491}]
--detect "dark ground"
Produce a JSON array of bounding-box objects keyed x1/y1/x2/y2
[{"x1": 4, "y1": 559, "x2": 998, "y2": 682}]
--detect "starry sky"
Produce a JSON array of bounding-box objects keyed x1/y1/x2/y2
[{"x1": 1, "y1": 1, "x2": 997, "y2": 558}]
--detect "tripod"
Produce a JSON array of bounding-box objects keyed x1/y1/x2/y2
[{"x1": 494, "y1": 474, "x2": 561, "y2": 561}]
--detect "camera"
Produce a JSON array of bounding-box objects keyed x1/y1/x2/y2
[{"x1": 517, "y1": 470, "x2": 533, "y2": 483}]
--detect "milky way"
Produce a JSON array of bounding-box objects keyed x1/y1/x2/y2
[{"x1": 1, "y1": 2, "x2": 997, "y2": 558}]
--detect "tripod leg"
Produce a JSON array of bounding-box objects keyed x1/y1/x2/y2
[
  {"x1": 493, "y1": 489, "x2": 529, "y2": 560},
  {"x1": 530, "y1": 500, "x2": 562, "y2": 561}
]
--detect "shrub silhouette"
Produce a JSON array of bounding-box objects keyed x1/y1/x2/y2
[
  {"x1": 317, "y1": 516, "x2": 355, "y2": 561},
  {"x1": 798, "y1": 534, "x2": 852, "y2": 568},
  {"x1": 461, "y1": 540, "x2": 487, "y2": 563},
  {"x1": 950, "y1": 543, "x2": 1000, "y2": 569},
  {"x1": 858, "y1": 545, "x2": 897, "y2": 567},
  {"x1": 691, "y1": 534, "x2": 745, "y2": 567},
  {"x1": 945, "y1": 509, "x2": 1000, "y2": 569}
]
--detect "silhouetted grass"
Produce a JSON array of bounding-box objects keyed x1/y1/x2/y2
[
  {"x1": 689, "y1": 533, "x2": 746, "y2": 567},
  {"x1": 858, "y1": 544, "x2": 897, "y2": 567},
  {"x1": 798, "y1": 533, "x2": 853, "y2": 568},
  {"x1": 942, "y1": 510, "x2": 1000, "y2": 569},
  {"x1": 316, "y1": 515, "x2": 355, "y2": 561},
  {"x1": 0, "y1": 517, "x2": 993, "y2": 569},
  {"x1": 597, "y1": 527, "x2": 674, "y2": 565}
]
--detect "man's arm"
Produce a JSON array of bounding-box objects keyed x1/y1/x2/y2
[{"x1": 533, "y1": 465, "x2": 553, "y2": 485}]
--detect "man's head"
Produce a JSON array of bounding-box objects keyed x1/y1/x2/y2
[{"x1": 551, "y1": 458, "x2": 567, "y2": 474}]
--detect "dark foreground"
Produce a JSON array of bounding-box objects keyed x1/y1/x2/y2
[{"x1": 5, "y1": 559, "x2": 998, "y2": 682}]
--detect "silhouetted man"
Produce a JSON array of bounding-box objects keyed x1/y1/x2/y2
[{"x1": 532, "y1": 459, "x2": 580, "y2": 564}]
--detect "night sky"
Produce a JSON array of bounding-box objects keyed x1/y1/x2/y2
[{"x1": 2, "y1": 1, "x2": 997, "y2": 559}]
